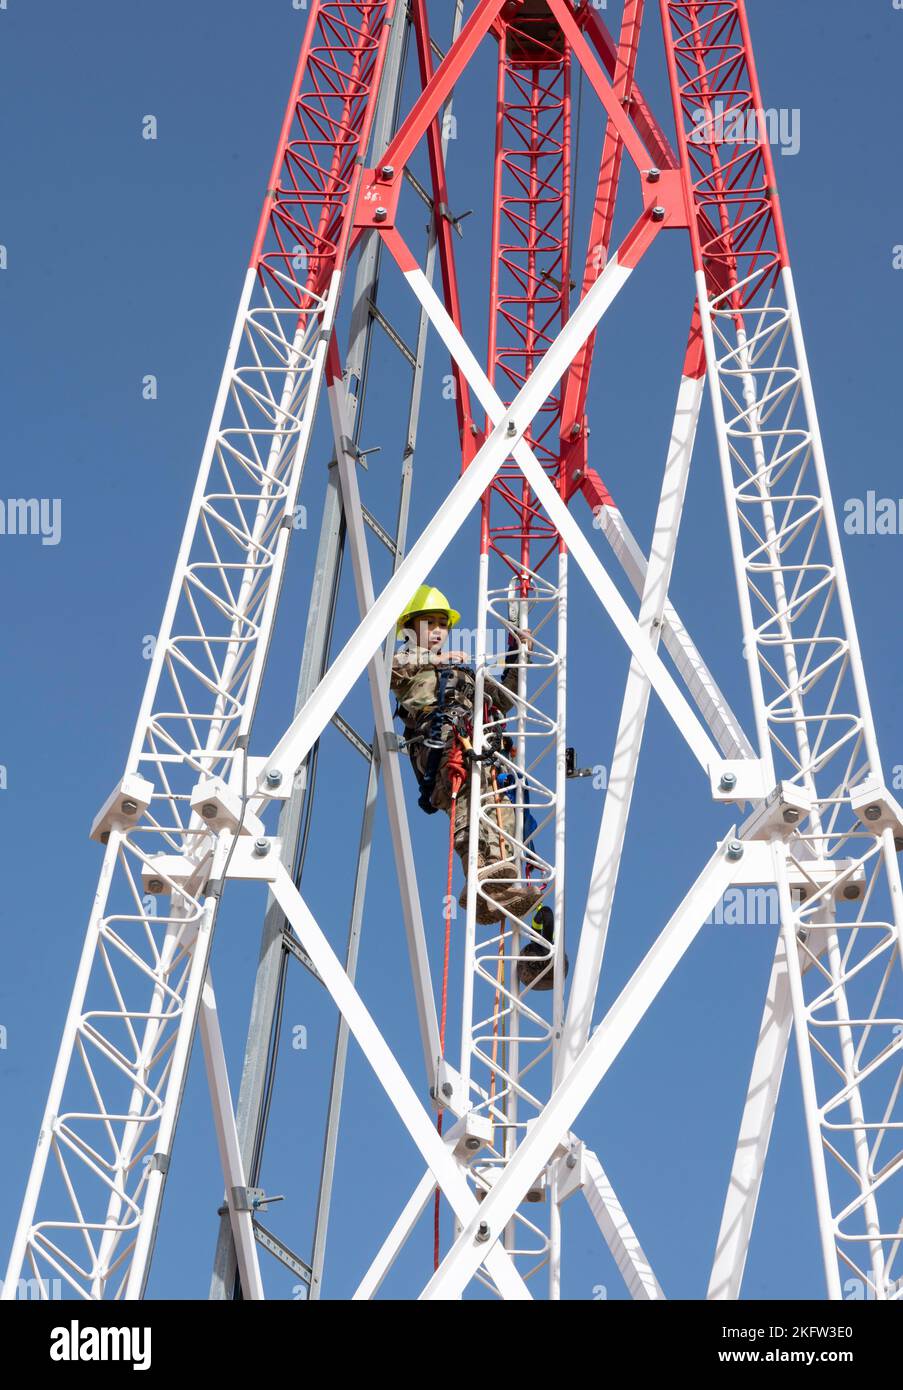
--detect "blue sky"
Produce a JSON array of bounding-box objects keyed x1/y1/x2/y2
[{"x1": 1, "y1": 0, "x2": 901, "y2": 1301}]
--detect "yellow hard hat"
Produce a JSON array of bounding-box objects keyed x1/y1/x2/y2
[{"x1": 396, "y1": 584, "x2": 461, "y2": 634}]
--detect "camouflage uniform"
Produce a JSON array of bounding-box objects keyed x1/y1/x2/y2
[{"x1": 390, "y1": 648, "x2": 541, "y2": 923}]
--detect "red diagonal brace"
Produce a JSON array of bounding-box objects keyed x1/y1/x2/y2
[
  {"x1": 410, "y1": 0, "x2": 479, "y2": 463},
  {"x1": 379, "y1": 0, "x2": 507, "y2": 177},
  {"x1": 547, "y1": 0, "x2": 655, "y2": 173},
  {"x1": 561, "y1": 0, "x2": 647, "y2": 442},
  {"x1": 582, "y1": 2, "x2": 678, "y2": 172}
]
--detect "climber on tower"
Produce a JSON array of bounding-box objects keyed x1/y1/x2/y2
[{"x1": 390, "y1": 583, "x2": 544, "y2": 927}]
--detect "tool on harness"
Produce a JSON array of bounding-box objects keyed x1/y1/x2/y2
[{"x1": 411, "y1": 664, "x2": 474, "y2": 814}]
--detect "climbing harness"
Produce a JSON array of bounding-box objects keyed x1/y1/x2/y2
[
  {"x1": 404, "y1": 664, "x2": 504, "y2": 814},
  {"x1": 407, "y1": 663, "x2": 475, "y2": 813}
]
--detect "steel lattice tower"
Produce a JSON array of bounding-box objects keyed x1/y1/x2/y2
[{"x1": 4, "y1": 0, "x2": 901, "y2": 1302}]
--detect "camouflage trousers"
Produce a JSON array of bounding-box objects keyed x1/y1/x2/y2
[
  {"x1": 413, "y1": 743, "x2": 516, "y2": 875},
  {"x1": 410, "y1": 741, "x2": 543, "y2": 924}
]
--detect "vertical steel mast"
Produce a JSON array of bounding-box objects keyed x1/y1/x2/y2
[
  {"x1": 659, "y1": 1, "x2": 903, "y2": 1300},
  {"x1": 5, "y1": 0, "x2": 900, "y2": 1302},
  {"x1": 452, "y1": 2, "x2": 571, "y2": 1296}
]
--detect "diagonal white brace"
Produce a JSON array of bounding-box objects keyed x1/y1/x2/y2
[
  {"x1": 259, "y1": 242, "x2": 652, "y2": 792},
  {"x1": 707, "y1": 930, "x2": 793, "y2": 1300},
  {"x1": 419, "y1": 835, "x2": 742, "y2": 1299},
  {"x1": 199, "y1": 973, "x2": 265, "y2": 1300},
  {"x1": 396, "y1": 256, "x2": 721, "y2": 773},
  {"x1": 581, "y1": 1148, "x2": 665, "y2": 1300},
  {"x1": 262, "y1": 857, "x2": 532, "y2": 1299},
  {"x1": 354, "y1": 1167, "x2": 439, "y2": 1301},
  {"x1": 559, "y1": 369, "x2": 707, "y2": 1084},
  {"x1": 514, "y1": 452, "x2": 719, "y2": 772},
  {"x1": 352, "y1": 1114, "x2": 474, "y2": 1303}
]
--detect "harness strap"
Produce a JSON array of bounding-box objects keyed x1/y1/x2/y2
[{"x1": 411, "y1": 665, "x2": 467, "y2": 812}]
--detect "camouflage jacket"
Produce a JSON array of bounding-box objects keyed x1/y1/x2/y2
[{"x1": 390, "y1": 647, "x2": 518, "y2": 732}]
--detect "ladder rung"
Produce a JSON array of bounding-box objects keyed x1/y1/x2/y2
[
  {"x1": 331, "y1": 712, "x2": 373, "y2": 762},
  {"x1": 367, "y1": 298, "x2": 418, "y2": 368},
  {"x1": 282, "y1": 927, "x2": 323, "y2": 983},
  {"x1": 362, "y1": 506, "x2": 399, "y2": 556},
  {"x1": 403, "y1": 166, "x2": 434, "y2": 210},
  {"x1": 252, "y1": 1219, "x2": 312, "y2": 1283}
]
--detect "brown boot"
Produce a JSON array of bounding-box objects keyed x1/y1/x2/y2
[
  {"x1": 459, "y1": 859, "x2": 519, "y2": 924},
  {"x1": 516, "y1": 907, "x2": 569, "y2": 992}
]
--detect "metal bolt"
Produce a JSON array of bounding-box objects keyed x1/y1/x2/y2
[
  {"x1": 569, "y1": 422, "x2": 581, "y2": 439},
  {"x1": 429, "y1": 1086, "x2": 436, "y2": 1100},
  {"x1": 380, "y1": 163, "x2": 395, "y2": 179},
  {"x1": 842, "y1": 884, "x2": 860, "y2": 901},
  {"x1": 506, "y1": 420, "x2": 517, "y2": 436},
  {"x1": 475, "y1": 1221, "x2": 490, "y2": 1244},
  {"x1": 253, "y1": 838, "x2": 271, "y2": 857},
  {"x1": 865, "y1": 805, "x2": 882, "y2": 822},
  {"x1": 374, "y1": 206, "x2": 388, "y2": 223},
  {"x1": 565, "y1": 1153, "x2": 577, "y2": 1170},
  {"x1": 647, "y1": 167, "x2": 661, "y2": 183},
  {"x1": 719, "y1": 772, "x2": 737, "y2": 791},
  {"x1": 465, "y1": 1137, "x2": 481, "y2": 1151},
  {"x1": 726, "y1": 840, "x2": 744, "y2": 861},
  {"x1": 651, "y1": 205, "x2": 666, "y2": 222},
  {"x1": 783, "y1": 808, "x2": 801, "y2": 824},
  {"x1": 572, "y1": 468, "x2": 583, "y2": 482},
  {"x1": 121, "y1": 799, "x2": 138, "y2": 815},
  {"x1": 148, "y1": 878, "x2": 164, "y2": 894},
  {"x1": 266, "y1": 769, "x2": 283, "y2": 788},
  {"x1": 100, "y1": 831, "x2": 110, "y2": 845},
  {"x1": 201, "y1": 803, "x2": 218, "y2": 820},
  {"x1": 441, "y1": 1082, "x2": 453, "y2": 1098}
]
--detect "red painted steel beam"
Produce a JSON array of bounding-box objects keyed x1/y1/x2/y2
[
  {"x1": 660, "y1": 0, "x2": 789, "y2": 314},
  {"x1": 581, "y1": 2, "x2": 678, "y2": 172},
  {"x1": 379, "y1": 0, "x2": 507, "y2": 176},
  {"x1": 409, "y1": 0, "x2": 480, "y2": 463},
  {"x1": 250, "y1": 2, "x2": 399, "y2": 313},
  {"x1": 547, "y1": 0, "x2": 654, "y2": 173},
  {"x1": 559, "y1": 0, "x2": 646, "y2": 445},
  {"x1": 484, "y1": 6, "x2": 572, "y2": 574}
]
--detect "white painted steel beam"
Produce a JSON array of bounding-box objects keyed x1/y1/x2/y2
[
  {"x1": 581, "y1": 1148, "x2": 664, "y2": 1300},
  {"x1": 259, "y1": 856, "x2": 532, "y2": 1300},
  {"x1": 707, "y1": 932, "x2": 794, "y2": 1300},
  {"x1": 199, "y1": 973, "x2": 265, "y2": 1301},
  {"x1": 559, "y1": 368, "x2": 706, "y2": 1083},
  {"x1": 259, "y1": 244, "x2": 644, "y2": 792}
]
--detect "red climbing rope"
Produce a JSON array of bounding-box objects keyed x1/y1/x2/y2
[{"x1": 434, "y1": 735, "x2": 466, "y2": 1272}]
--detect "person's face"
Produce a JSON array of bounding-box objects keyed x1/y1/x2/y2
[{"x1": 413, "y1": 612, "x2": 449, "y2": 651}]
